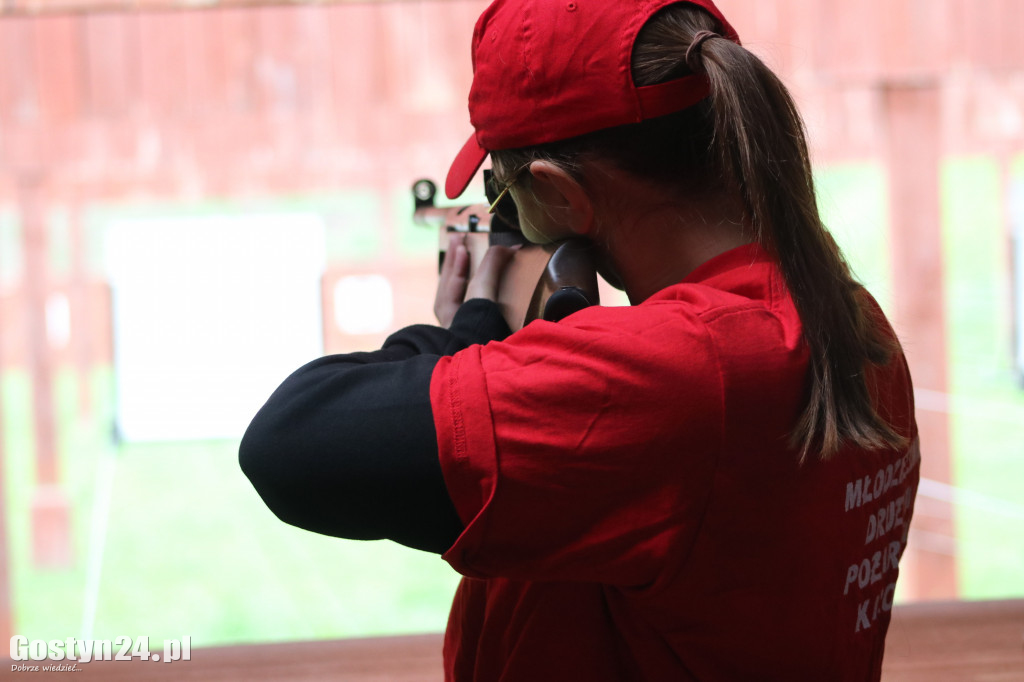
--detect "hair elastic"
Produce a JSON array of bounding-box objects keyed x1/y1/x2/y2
[{"x1": 685, "y1": 30, "x2": 719, "y2": 73}]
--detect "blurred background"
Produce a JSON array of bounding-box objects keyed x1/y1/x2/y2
[{"x1": 0, "y1": 0, "x2": 1022, "y2": 652}]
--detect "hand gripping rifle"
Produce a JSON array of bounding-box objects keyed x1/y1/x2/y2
[{"x1": 412, "y1": 172, "x2": 600, "y2": 331}]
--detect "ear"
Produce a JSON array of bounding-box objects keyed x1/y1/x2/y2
[{"x1": 528, "y1": 161, "x2": 596, "y2": 237}]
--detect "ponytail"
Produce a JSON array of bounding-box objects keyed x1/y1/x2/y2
[{"x1": 639, "y1": 5, "x2": 907, "y2": 460}]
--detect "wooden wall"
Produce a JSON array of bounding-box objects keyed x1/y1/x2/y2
[
  {"x1": 0, "y1": 2, "x2": 483, "y2": 199},
  {"x1": 0, "y1": 0, "x2": 1022, "y2": 604},
  {"x1": 0, "y1": 0, "x2": 1021, "y2": 202}
]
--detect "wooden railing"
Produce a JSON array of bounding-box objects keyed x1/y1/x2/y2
[
  {"x1": 881, "y1": 598, "x2": 1024, "y2": 681},
  {"x1": 5, "y1": 599, "x2": 1021, "y2": 680}
]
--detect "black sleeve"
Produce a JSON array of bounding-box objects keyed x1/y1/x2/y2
[{"x1": 239, "y1": 299, "x2": 511, "y2": 554}]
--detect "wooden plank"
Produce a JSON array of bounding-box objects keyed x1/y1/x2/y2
[
  {"x1": 203, "y1": 6, "x2": 250, "y2": 194},
  {"x1": 82, "y1": 13, "x2": 134, "y2": 118},
  {"x1": 0, "y1": 210, "x2": 10, "y2": 649},
  {"x1": 19, "y1": 173, "x2": 57, "y2": 485},
  {"x1": 878, "y1": 0, "x2": 942, "y2": 81},
  {"x1": 770, "y1": 0, "x2": 819, "y2": 79},
  {"x1": 995, "y1": 0, "x2": 1023, "y2": 72},
  {"x1": 219, "y1": 5, "x2": 258, "y2": 115},
  {"x1": 291, "y1": 3, "x2": 336, "y2": 152},
  {"x1": 0, "y1": 22, "x2": 17, "y2": 125},
  {"x1": 0, "y1": 17, "x2": 39, "y2": 128},
  {"x1": 18, "y1": 172, "x2": 74, "y2": 569},
  {"x1": 68, "y1": 191, "x2": 93, "y2": 416},
  {"x1": 135, "y1": 11, "x2": 189, "y2": 119},
  {"x1": 253, "y1": 5, "x2": 305, "y2": 116},
  {"x1": 183, "y1": 9, "x2": 221, "y2": 117},
  {"x1": 817, "y1": 0, "x2": 882, "y2": 82},
  {"x1": 882, "y1": 599, "x2": 1024, "y2": 680},
  {"x1": 326, "y1": 1, "x2": 383, "y2": 148},
  {"x1": 957, "y1": 0, "x2": 1010, "y2": 73},
  {"x1": 882, "y1": 82, "x2": 958, "y2": 600},
  {"x1": 31, "y1": 15, "x2": 82, "y2": 123}
]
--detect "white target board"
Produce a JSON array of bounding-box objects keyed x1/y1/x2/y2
[{"x1": 105, "y1": 214, "x2": 325, "y2": 442}]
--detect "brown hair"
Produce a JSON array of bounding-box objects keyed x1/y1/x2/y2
[{"x1": 492, "y1": 4, "x2": 906, "y2": 460}]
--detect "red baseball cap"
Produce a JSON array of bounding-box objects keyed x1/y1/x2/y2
[{"x1": 445, "y1": 0, "x2": 740, "y2": 199}]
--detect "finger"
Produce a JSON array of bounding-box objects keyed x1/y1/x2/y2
[
  {"x1": 435, "y1": 235, "x2": 470, "y2": 326},
  {"x1": 466, "y1": 245, "x2": 519, "y2": 302},
  {"x1": 439, "y1": 233, "x2": 465, "y2": 278},
  {"x1": 444, "y1": 240, "x2": 470, "y2": 297},
  {"x1": 440, "y1": 235, "x2": 470, "y2": 296},
  {"x1": 452, "y1": 239, "x2": 470, "y2": 280}
]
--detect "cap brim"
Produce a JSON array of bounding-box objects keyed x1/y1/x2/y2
[{"x1": 445, "y1": 133, "x2": 489, "y2": 200}]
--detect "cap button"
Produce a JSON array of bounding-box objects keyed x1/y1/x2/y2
[{"x1": 566, "y1": 2, "x2": 577, "y2": 11}]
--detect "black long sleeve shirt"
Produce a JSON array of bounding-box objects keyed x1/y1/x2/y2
[{"x1": 239, "y1": 299, "x2": 512, "y2": 554}]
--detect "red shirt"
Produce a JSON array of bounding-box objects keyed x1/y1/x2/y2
[{"x1": 430, "y1": 243, "x2": 919, "y2": 681}]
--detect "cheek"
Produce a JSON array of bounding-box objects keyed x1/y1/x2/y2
[
  {"x1": 512, "y1": 198, "x2": 552, "y2": 244},
  {"x1": 513, "y1": 195, "x2": 572, "y2": 245},
  {"x1": 521, "y1": 222, "x2": 556, "y2": 245}
]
